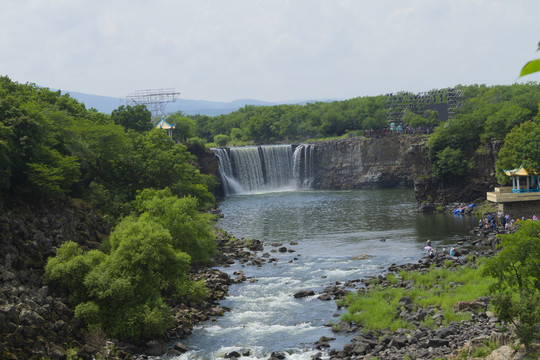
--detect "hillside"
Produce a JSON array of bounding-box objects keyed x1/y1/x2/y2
[{"x1": 61, "y1": 90, "x2": 329, "y2": 116}]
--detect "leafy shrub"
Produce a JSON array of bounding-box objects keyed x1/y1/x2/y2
[
  {"x1": 213, "y1": 134, "x2": 230, "y2": 147},
  {"x1": 45, "y1": 190, "x2": 214, "y2": 341},
  {"x1": 483, "y1": 220, "x2": 540, "y2": 349}
]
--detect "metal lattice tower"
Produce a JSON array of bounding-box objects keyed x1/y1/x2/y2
[
  {"x1": 386, "y1": 88, "x2": 463, "y2": 124},
  {"x1": 125, "y1": 88, "x2": 181, "y2": 117}
]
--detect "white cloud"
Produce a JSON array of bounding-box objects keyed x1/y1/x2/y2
[{"x1": 1, "y1": 0, "x2": 539, "y2": 102}]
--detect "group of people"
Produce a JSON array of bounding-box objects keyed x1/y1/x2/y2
[
  {"x1": 425, "y1": 239, "x2": 455, "y2": 258},
  {"x1": 479, "y1": 212, "x2": 538, "y2": 234},
  {"x1": 363, "y1": 125, "x2": 435, "y2": 138}
]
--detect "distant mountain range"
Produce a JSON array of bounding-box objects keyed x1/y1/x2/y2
[{"x1": 62, "y1": 90, "x2": 332, "y2": 116}]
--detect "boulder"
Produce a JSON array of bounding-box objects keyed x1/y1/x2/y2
[
  {"x1": 145, "y1": 340, "x2": 164, "y2": 356},
  {"x1": 293, "y1": 290, "x2": 315, "y2": 298},
  {"x1": 269, "y1": 351, "x2": 287, "y2": 359},
  {"x1": 485, "y1": 345, "x2": 518, "y2": 360},
  {"x1": 173, "y1": 342, "x2": 189, "y2": 353},
  {"x1": 225, "y1": 350, "x2": 241, "y2": 358},
  {"x1": 453, "y1": 299, "x2": 486, "y2": 313}
]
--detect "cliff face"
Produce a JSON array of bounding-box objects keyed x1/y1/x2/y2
[
  {"x1": 413, "y1": 140, "x2": 501, "y2": 210},
  {"x1": 309, "y1": 135, "x2": 428, "y2": 189},
  {"x1": 306, "y1": 136, "x2": 500, "y2": 209}
]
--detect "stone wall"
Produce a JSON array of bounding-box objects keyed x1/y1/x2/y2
[{"x1": 499, "y1": 200, "x2": 540, "y2": 220}]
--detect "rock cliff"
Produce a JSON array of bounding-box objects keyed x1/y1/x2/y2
[
  {"x1": 305, "y1": 135, "x2": 499, "y2": 209},
  {"x1": 308, "y1": 135, "x2": 427, "y2": 189}
]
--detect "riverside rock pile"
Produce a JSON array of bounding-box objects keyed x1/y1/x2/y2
[
  {"x1": 313, "y1": 252, "x2": 511, "y2": 360},
  {"x1": 0, "y1": 199, "x2": 268, "y2": 359},
  {"x1": 0, "y1": 200, "x2": 110, "y2": 360}
]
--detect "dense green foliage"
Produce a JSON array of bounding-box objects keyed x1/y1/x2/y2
[
  {"x1": 0, "y1": 76, "x2": 215, "y2": 217},
  {"x1": 483, "y1": 220, "x2": 540, "y2": 349},
  {"x1": 45, "y1": 189, "x2": 213, "y2": 340},
  {"x1": 426, "y1": 83, "x2": 540, "y2": 181},
  {"x1": 0, "y1": 76, "x2": 219, "y2": 341},
  {"x1": 495, "y1": 121, "x2": 540, "y2": 184},
  {"x1": 340, "y1": 261, "x2": 495, "y2": 331},
  {"x1": 191, "y1": 96, "x2": 387, "y2": 144},
  {"x1": 111, "y1": 104, "x2": 153, "y2": 133},
  {"x1": 182, "y1": 82, "x2": 540, "y2": 184}
]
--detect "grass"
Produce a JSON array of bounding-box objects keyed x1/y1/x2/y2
[
  {"x1": 472, "y1": 200, "x2": 498, "y2": 217},
  {"x1": 340, "y1": 259, "x2": 496, "y2": 332}
]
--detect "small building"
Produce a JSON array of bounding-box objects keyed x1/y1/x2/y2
[
  {"x1": 487, "y1": 165, "x2": 540, "y2": 219},
  {"x1": 155, "y1": 116, "x2": 175, "y2": 137}
]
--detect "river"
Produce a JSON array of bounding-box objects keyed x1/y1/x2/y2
[{"x1": 171, "y1": 189, "x2": 477, "y2": 359}]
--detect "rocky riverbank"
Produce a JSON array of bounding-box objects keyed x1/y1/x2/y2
[
  {"x1": 303, "y1": 221, "x2": 537, "y2": 360},
  {"x1": 314, "y1": 253, "x2": 505, "y2": 360},
  {"x1": 0, "y1": 199, "x2": 269, "y2": 359}
]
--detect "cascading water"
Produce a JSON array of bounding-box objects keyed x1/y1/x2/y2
[
  {"x1": 213, "y1": 149, "x2": 244, "y2": 196},
  {"x1": 292, "y1": 144, "x2": 316, "y2": 189},
  {"x1": 213, "y1": 144, "x2": 316, "y2": 195}
]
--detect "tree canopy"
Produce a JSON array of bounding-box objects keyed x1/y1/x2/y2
[{"x1": 0, "y1": 76, "x2": 215, "y2": 217}]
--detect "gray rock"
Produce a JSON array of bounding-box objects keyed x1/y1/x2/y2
[
  {"x1": 293, "y1": 289, "x2": 315, "y2": 298},
  {"x1": 145, "y1": 340, "x2": 164, "y2": 356},
  {"x1": 173, "y1": 342, "x2": 189, "y2": 353}
]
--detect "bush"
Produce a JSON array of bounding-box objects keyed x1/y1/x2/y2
[
  {"x1": 483, "y1": 220, "x2": 540, "y2": 349},
  {"x1": 213, "y1": 134, "x2": 230, "y2": 147},
  {"x1": 432, "y1": 147, "x2": 467, "y2": 178},
  {"x1": 44, "y1": 189, "x2": 214, "y2": 341},
  {"x1": 132, "y1": 188, "x2": 217, "y2": 264}
]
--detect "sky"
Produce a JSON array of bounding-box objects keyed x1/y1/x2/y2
[{"x1": 1, "y1": 0, "x2": 540, "y2": 102}]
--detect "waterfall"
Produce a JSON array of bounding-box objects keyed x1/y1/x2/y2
[
  {"x1": 212, "y1": 148, "x2": 244, "y2": 196},
  {"x1": 292, "y1": 144, "x2": 316, "y2": 189},
  {"x1": 213, "y1": 144, "x2": 316, "y2": 195}
]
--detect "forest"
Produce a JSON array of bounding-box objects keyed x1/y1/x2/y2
[
  {"x1": 180, "y1": 81, "x2": 540, "y2": 184},
  {"x1": 2, "y1": 74, "x2": 540, "y2": 344}
]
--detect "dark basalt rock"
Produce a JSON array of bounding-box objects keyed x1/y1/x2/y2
[{"x1": 294, "y1": 289, "x2": 315, "y2": 298}]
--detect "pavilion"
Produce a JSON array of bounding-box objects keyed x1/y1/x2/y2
[
  {"x1": 486, "y1": 165, "x2": 540, "y2": 218},
  {"x1": 155, "y1": 116, "x2": 175, "y2": 137}
]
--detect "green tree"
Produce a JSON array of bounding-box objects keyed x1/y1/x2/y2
[
  {"x1": 483, "y1": 220, "x2": 540, "y2": 349},
  {"x1": 214, "y1": 134, "x2": 230, "y2": 147},
  {"x1": 44, "y1": 241, "x2": 106, "y2": 305},
  {"x1": 80, "y1": 217, "x2": 190, "y2": 339},
  {"x1": 432, "y1": 147, "x2": 468, "y2": 179},
  {"x1": 45, "y1": 195, "x2": 211, "y2": 341},
  {"x1": 111, "y1": 105, "x2": 153, "y2": 133},
  {"x1": 495, "y1": 121, "x2": 538, "y2": 184},
  {"x1": 131, "y1": 188, "x2": 217, "y2": 265},
  {"x1": 168, "y1": 113, "x2": 196, "y2": 142},
  {"x1": 482, "y1": 104, "x2": 531, "y2": 141},
  {"x1": 402, "y1": 109, "x2": 430, "y2": 128}
]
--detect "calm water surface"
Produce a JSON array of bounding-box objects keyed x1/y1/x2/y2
[{"x1": 172, "y1": 189, "x2": 477, "y2": 360}]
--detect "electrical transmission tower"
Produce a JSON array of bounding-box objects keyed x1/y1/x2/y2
[{"x1": 125, "y1": 88, "x2": 181, "y2": 117}]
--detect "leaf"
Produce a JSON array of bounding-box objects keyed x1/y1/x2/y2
[{"x1": 519, "y1": 59, "x2": 540, "y2": 77}]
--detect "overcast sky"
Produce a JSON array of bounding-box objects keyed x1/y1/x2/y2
[{"x1": 2, "y1": 0, "x2": 539, "y2": 102}]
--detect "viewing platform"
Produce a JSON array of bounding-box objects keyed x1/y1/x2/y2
[
  {"x1": 486, "y1": 166, "x2": 540, "y2": 218},
  {"x1": 486, "y1": 186, "x2": 540, "y2": 203}
]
